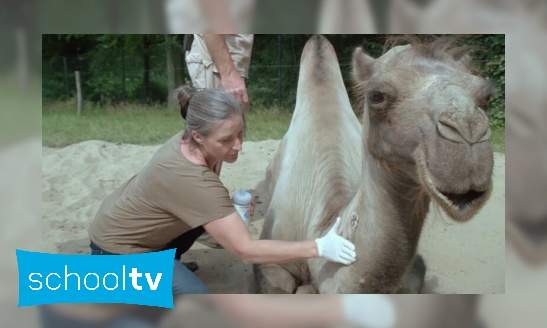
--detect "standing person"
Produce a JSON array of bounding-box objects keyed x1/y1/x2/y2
[
  {"x1": 87, "y1": 85, "x2": 356, "y2": 295},
  {"x1": 185, "y1": 33, "x2": 254, "y2": 249},
  {"x1": 185, "y1": 34, "x2": 253, "y2": 110}
]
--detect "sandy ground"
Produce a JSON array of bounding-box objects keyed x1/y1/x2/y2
[{"x1": 41, "y1": 138, "x2": 505, "y2": 294}]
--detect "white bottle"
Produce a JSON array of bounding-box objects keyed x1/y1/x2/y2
[{"x1": 232, "y1": 188, "x2": 252, "y2": 227}]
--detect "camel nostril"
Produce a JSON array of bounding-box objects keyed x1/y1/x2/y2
[
  {"x1": 437, "y1": 120, "x2": 465, "y2": 144},
  {"x1": 474, "y1": 110, "x2": 492, "y2": 143},
  {"x1": 437, "y1": 108, "x2": 491, "y2": 144}
]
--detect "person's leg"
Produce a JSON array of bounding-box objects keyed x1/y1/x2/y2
[
  {"x1": 172, "y1": 260, "x2": 211, "y2": 294},
  {"x1": 163, "y1": 226, "x2": 206, "y2": 259},
  {"x1": 185, "y1": 40, "x2": 207, "y2": 90},
  {"x1": 89, "y1": 240, "x2": 119, "y2": 255},
  {"x1": 161, "y1": 226, "x2": 207, "y2": 271},
  {"x1": 204, "y1": 68, "x2": 224, "y2": 89}
]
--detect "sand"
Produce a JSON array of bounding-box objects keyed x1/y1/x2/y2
[{"x1": 41, "y1": 139, "x2": 505, "y2": 294}]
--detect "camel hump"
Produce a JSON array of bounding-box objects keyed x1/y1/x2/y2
[{"x1": 299, "y1": 35, "x2": 344, "y2": 86}]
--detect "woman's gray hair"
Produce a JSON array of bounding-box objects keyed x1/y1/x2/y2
[{"x1": 175, "y1": 85, "x2": 245, "y2": 148}]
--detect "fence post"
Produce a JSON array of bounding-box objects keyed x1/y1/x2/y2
[
  {"x1": 63, "y1": 56, "x2": 70, "y2": 99},
  {"x1": 278, "y1": 34, "x2": 282, "y2": 111},
  {"x1": 75, "y1": 71, "x2": 82, "y2": 116}
]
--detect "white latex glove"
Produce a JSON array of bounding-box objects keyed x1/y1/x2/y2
[
  {"x1": 342, "y1": 295, "x2": 396, "y2": 328},
  {"x1": 315, "y1": 217, "x2": 356, "y2": 265}
]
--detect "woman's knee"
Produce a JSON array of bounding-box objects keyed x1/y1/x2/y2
[{"x1": 172, "y1": 260, "x2": 210, "y2": 294}]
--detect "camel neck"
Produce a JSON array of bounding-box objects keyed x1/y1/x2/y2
[
  {"x1": 356, "y1": 150, "x2": 430, "y2": 244},
  {"x1": 331, "y1": 150, "x2": 430, "y2": 293}
]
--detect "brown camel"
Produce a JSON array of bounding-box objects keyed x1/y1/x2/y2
[{"x1": 254, "y1": 35, "x2": 495, "y2": 294}]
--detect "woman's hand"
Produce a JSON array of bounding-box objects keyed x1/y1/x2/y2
[{"x1": 315, "y1": 217, "x2": 356, "y2": 265}]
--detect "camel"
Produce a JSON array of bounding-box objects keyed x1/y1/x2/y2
[
  {"x1": 389, "y1": 0, "x2": 547, "y2": 268},
  {"x1": 254, "y1": 35, "x2": 495, "y2": 294}
]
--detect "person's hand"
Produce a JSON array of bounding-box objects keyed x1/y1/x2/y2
[
  {"x1": 341, "y1": 295, "x2": 396, "y2": 328},
  {"x1": 315, "y1": 217, "x2": 356, "y2": 265},
  {"x1": 221, "y1": 70, "x2": 249, "y2": 110}
]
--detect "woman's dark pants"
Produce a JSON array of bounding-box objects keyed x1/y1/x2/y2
[{"x1": 90, "y1": 226, "x2": 210, "y2": 294}]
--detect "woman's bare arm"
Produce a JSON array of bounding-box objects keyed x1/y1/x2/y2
[{"x1": 202, "y1": 211, "x2": 318, "y2": 264}]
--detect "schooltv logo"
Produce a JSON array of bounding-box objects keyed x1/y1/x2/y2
[{"x1": 16, "y1": 249, "x2": 175, "y2": 308}]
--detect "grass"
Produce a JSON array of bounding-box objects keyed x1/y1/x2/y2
[
  {"x1": 42, "y1": 101, "x2": 293, "y2": 148},
  {"x1": 489, "y1": 127, "x2": 505, "y2": 153},
  {"x1": 42, "y1": 100, "x2": 505, "y2": 154}
]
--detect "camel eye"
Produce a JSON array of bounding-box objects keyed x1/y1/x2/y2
[{"x1": 369, "y1": 91, "x2": 385, "y2": 104}]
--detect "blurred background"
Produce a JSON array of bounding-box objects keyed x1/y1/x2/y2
[{"x1": 1, "y1": 0, "x2": 546, "y2": 327}]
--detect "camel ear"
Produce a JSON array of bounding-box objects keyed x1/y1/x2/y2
[{"x1": 351, "y1": 47, "x2": 375, "y2": 83}]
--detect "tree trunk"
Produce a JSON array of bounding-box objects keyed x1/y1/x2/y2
[
  {"x1": 143, "y1": 35, "x2": 150, "y2": 103},
  {"x1": 165, "y1": 35, "x2": 176, "y2": 109},
  {"x1": 175, "y1": 34, "x2": 186, "y2": 86}
]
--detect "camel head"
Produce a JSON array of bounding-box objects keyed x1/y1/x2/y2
[{"x1": 351, "y1": 36, "x2": 495, "y2": 222}]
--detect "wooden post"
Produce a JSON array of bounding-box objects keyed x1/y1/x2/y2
[
  {"x1": 75, "y1": 71, "x2": 82, "y2": 116},
  {"x1": 121, "y1": 47, "x2": 126, "y2": 103}
]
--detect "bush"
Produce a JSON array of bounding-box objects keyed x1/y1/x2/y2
[
  {"x1": 129, "y1": 79, "x2": 168, "y2": 105},
  {"x1": 460, "y1": 35, "x2": 505, "y2": 128}
]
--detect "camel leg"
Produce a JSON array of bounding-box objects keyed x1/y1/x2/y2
[
  {"x1": 397, "y1": 254, "x2": 426, "y2": 294},
  {"x1": 253, "y1": 263, "x2": 298, "y2": 294},
  {"x1": 264, "y1": 137, "x2": 287, "y2": 200}
]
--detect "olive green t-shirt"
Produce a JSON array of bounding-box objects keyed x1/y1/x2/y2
[{"x1": 88, "y1": 130, "x2": 236, "y2": 254}]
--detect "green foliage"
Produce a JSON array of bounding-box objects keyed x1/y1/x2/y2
[
  {"x1": 85, "y1": 71, "x2": 123, "y2": 105},
  {"x1": 42, "y1": 34, "x2": 505, "y2": 129},
  {"x1": 458, "y1": 34, "x2": 505, "y2": 129},
  {"x1": 129, "y1": 79, "x2": 168, "y2": 104},
  {"x1": 42, "y1": 34, "x2": 179, "y2": 106}
]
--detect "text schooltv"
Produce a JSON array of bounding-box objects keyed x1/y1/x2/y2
[{"x1": 16, "y1": 248, "x2": 175, "y2": 308}]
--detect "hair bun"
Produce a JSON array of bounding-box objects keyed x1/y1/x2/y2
[{"x1": 175, "y1": 85, "x2": 196, "y2": 120}]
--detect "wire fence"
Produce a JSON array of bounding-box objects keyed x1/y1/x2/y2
[
  {"x1": 43, "y1": 50, "x2": 305, "y2": 111},
  {"x1": 42, "y1": 35, "x2": 503, "y2": 114}
]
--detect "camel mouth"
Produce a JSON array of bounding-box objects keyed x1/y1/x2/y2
[
  {"x1": 417, "y1": 152, "x2": 491, "y2": 221},
  {"x1": 426, "y1": 174, "x2": 490, "y2": 220},
  {"x1": 438, "y1": 189, "x2": 486, "y2": 211}
]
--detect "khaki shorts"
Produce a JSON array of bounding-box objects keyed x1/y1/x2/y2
[{"x1": 185, "y1": 42, "x2": 223, "y2": 90}]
